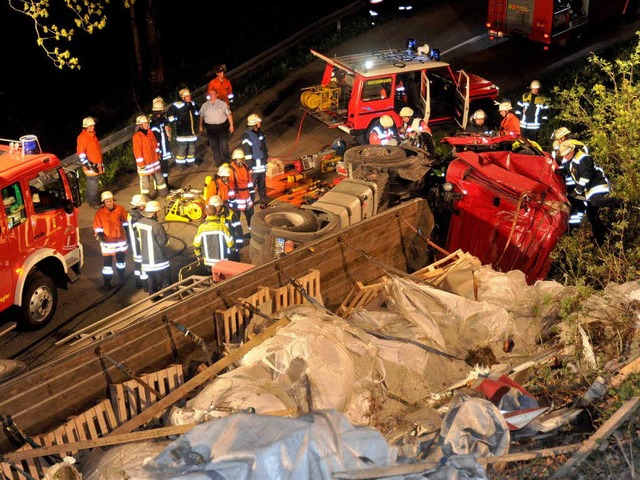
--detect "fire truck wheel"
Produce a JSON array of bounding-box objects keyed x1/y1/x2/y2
[
  {"x1": 20, "y1": 273, "x2": 58, "y2": 330},
  {"x1": 344, "y1": 145, "x2": 407, "y2": 164},
  {"x1": 250, "y1": 206, "x2": 319, "y2": 242}
]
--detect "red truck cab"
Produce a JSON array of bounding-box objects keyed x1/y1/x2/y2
[
  {"x1": 302, "y1": 42, "x2": 499, "y2": 144},
  {"x1": 0, "y1": 136, "x2": 83, "y2": 330}
]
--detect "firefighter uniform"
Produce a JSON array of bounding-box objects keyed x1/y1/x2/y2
[
  {"x1": 207, "y1": 67, "x2": 234, "y2": 106},
  {"x1": 93, "y1": 192, "x2": 128, "y2": 290},
  {"x1": 127, "y1": 195, "x2": 148, "y2": 290},
  {"x1": 228, "y1": 149, "x2": 255, "y2": 228},
  {"x1": 77, "y1": 117, "x2": 104, "y2": 208},
  {"x1": 136, "y1": 201, "x2": 171, "y2": 296},
  {"x1": 398, "y1": 108, "x2": 434, "y2": 152},
  {"x1": 516, "y1": 81, "x2": 548, "y2": 141},
  {"x1": 193, "y1": 211, "x2": 235, "y2": 266},
  {"x1": 150, "y1": 97, "x2": 173, "y2": 188},
  {"x1": 203, "y1": 165, "x2": 231, "y2": 205},
  {"x1": 241, "y1": 114, "x2": 269, "y2": 207},
  {"x1": 166, "y1": 89, "x2": 199, "y2": 167},
  {"x1": 368, "y1": 115, "x2": 398, "y2": 146},
  {"x1": 498, "y1": 102, "x2": 521, "y2": 135},
  {"x1": 133, "y1": 116, "x2": 168, "y2": 199}
]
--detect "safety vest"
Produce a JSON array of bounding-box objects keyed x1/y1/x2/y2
[
  {"x1": 517, "y1": 92, "x2": 549, "y2": 130},
  {"x1": 204, "y1": 176, "x2": 230, "y2": 204},
  {"x1": 228, "y1": 163, "x2": 255, "y2": 211},
  {"x1": 167, "y1": 100, "x2": 199, "y2": 140},
  {"x1": 569, "y1": 150, "x2": 610, "y2": 201},
  {"x1": 369, "y1": 124, "x2": 398, "y2": 145},
  {"x1": 242, "y1": 129, "x2": 268, "y2": 174},
  {"x1": 193, "y1": 214, "x2": 235, "y2": 266},
  {"x1": 136, "y1": 215, "x2": 170, "y2": 272},
  {"x1": 93, "y1": 204, "x2": 129, "y2": 256},
  {"x1": 133, "y1": 129, "x2": 161, "y2": 175},
  {"x1": 150, "y1": 114, "x2": 172, "y2": 160},
  {"x1": 77, "y1": 129, "x2": 104, "y2": 177}
]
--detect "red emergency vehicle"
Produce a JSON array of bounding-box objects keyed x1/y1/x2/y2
[
  {"x1": 487, "y1": 0, "x2": 636, "y2": 48},
  {"x1": 0, "y1": 136, "x2": 83, "y2": 330},
  {"x1": 302, "y1": 42, "x2": 499, "y2": 144}
]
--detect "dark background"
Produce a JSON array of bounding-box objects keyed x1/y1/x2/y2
[{"x1": 0, "y1": 1, "x2": 351, "y2": 157}]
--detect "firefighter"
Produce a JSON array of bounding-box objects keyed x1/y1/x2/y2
[
  {"x1": 193, "y1": 195, "x2": 236, "y2": 269},
  {"x1": 558, "y1": 140, "x2": 621, "y2": 245},
  {"x1": 241, "y1": 114, "x2": 270, "y2": 208},
  {"x1": 498, "y1": 101, "x2": 521, "y2": 135},
  {"x1": 465, "y1": 109, "x2": 492, "y2": 134},
  {"x1": 137, "y1": 200, "x2": 172, "y2": 297},
  {"x1": 203, "y1": 163, "x2": 231, "y2": 205},
  {"x1": 77, "y1": 116, "x2": 104, "y2": 208},
  {"x1": 551, "y1": 127, "x2": 588, "y2": 161},
  {"x1": 150, "y1": 97, "x2": 173, "y2": 189},
  {"x1": 166, "y1": 88, "x2": 199, "y2": 167},
  {"x1": 228, "y1": 148, "x2": 255, "y2": 228},
  {"x1": 516, "y1": 80, "x2": 549, "y2": 141},
  {"x1": 207, "y1": 65, "x2": 234, "y2": 106},
  {"x1": 127, "y1": 194, "x2": 148, "y2": 291},
  {"x1": 368, "y1": 115, "x2": 399, "y2": 145},
  {"x1": 133, "y1": 115, "x2": 168, "y2": 199},
  {"x1": 93, "y1": 191, "x2": 129, "y2": 292},
  {"x1": 397, "y1": 107, "x2": 434, "y2": 152}
]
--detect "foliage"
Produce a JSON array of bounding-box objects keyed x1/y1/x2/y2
[
  {"x1": 101, "y1": 143, "x2": 136, "y2": 187},
  {"x1": 7, "y1": 0, "x2": 130, "y2": 69}
]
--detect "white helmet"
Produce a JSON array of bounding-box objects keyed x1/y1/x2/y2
[
  {"x1": 82, "y1": 117, "x2": 96, "y2": 128},
  {"x1": 380, "y1": 115, "x2": 394, "y2": 128},
  {"x1": 152, "y1": 97, "x2": 165, "y2": 111},
  {"x1": 130, "y1": 194, "x2": 147, "y2": 207},
  {"x1": 179, "y1": 88, "x2": 191, "y2": 98},
  {"x1": 101, "y1": 191, "x2": 114, "y2": 202},
  {"x1": 247, "y1": 114, "x2": 262, "y2": 126},
  {"x1": 558, "y1": 140, "x2": 576, "y2": 157},
  {"x1": 399, "y1": 107, "x2": 414, "y2": 118},
  {"x1": 498, "y1": 101, "x2": 513, "y2": 112},
  {"x1": 217, "y1": 164, "x2": 231, "y2": 177},
  {"x1": 136, "y1": 115, "x2": 149, "y2": 125},
  {"x1": 530, "y1": 80, "x2": 541, "y2": 89},
  {"x1": 231, "y1": 148, "x2": 245, "y2": 161},
  {"x1": 144, "y1": 200, "x2": 162, "y2": 213},
  {"x1": 553, "y1": 127, "x2": 571, "y2": 140},
  {"x1": 473, "y1": 109, "x2": 486, "y2": 120},
  {"x1": 209, "y1": 195, "x2": 223, "y2": 207}
]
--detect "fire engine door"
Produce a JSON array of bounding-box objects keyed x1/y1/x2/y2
[
  {"x1": 455, "y1": 70, "x2": 470, "y2": 129},
  {"x1": 1, "y1": 183, "x2": 28, "y2": 307}
]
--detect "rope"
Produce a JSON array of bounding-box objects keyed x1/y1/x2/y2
[
  {"x1": 495, "y1": 191, "x2": 533, "y2": 266},
  {"x1": 272, "y1": 110, "x2": 309, "y2": 160}
]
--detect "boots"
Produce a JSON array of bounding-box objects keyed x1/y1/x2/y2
[
  {"x1": 118, "y1": 269, "x2": 126, "y2": 283},
  {"x1": 100, "y1": 278, "x2": 112, "y2": 293}
]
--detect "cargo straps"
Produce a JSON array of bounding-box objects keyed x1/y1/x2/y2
[
  {"x1": 162, "y1": 316, "x2": 213, "y2": 366},
  {"x1": 96, "y1": 347, "x2": 165, "y2": 400}
]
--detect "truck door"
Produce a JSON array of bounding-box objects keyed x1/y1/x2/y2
[
  {"x1": 455, "y1": 70, "x2": 471, "y2": 129},
  {"x1": 420, "y1": 70, "x2": 430, "y2": 122},
  {"x1": 1, "y1": 183, "x2": 29, "y2": 308}
]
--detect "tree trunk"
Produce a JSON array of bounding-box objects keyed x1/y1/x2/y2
[
  {"x1": 129, "y1": 2, "x2": 144, "y2": 101},
  {"x1": 144, "y1": 0, "x2": 165, "y2": 96}
]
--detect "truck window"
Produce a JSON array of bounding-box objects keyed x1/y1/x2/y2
[
  {"x1": 2, "y1": 183, "x2": 27, "y2": 229},
  {"x1": 362, "y1": 77, "x2": 393, "y2": 102},
  {"x1": 29, "y1": 168, "x2": 68, "y2": 214}
]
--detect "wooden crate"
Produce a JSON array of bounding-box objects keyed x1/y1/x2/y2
[
  {"x1": 271, "y1": 269, "x2": 322, "y2": 313},
  {"x1": 214, "y1": 287, "x2": 271, "y2": 350},
  {"x1": 335, "y1": 278, "x2": 387, "y2": 318},
  {"x1": 0, "y1": 398, "x2": 119, "y2": 480},
  {"x1": 109, "y1": 364, "x2": 185, "y2": 424}
]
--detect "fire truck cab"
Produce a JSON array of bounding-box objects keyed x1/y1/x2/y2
[
  {"x1": 0, "y1": 136, "x2": 83, "y2": 330},
  {"x1": 302, "y1": 42, "x2": 499, "y2": 144}
]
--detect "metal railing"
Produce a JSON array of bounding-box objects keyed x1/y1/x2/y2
[{"x1": 61, "y1": 1, "x2": 364, "y2": 169}]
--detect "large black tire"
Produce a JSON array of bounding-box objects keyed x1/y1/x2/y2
[
  {"x1": 250, "y1": 206, "x2": 319, "y2": 241},
  {"x1": 20, "y1": 273, "x2": 58, "y2": 330}
]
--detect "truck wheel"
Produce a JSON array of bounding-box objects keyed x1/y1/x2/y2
[
  {"x1": 20, "y1": 273, "x2": 58, "y2": 330},
  {"x1": 251, "y1": 206, "x2": 318, "y2": 241}
]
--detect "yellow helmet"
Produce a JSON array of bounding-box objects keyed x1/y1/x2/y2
[
  {"x1": 399, "y1": 107, "x2": 414, "y2": 117},
  {"x1": 231, "y1": 148, "x2": 245, "y2": 161},
  {"x1": 144, "y1": 200, "x2": 162, "y2": 213},
  {"x1": 247, "y1": 114, "x2": 262, "y2": 126},
  {"x1": 217, "y1": 164, "x2": 231, "y2": 177},
  {"x1": 380, "y1": 115, "x2": 394, "y2": 128},
  {"x1": 136, "y1": 115, "x2": 149, "y2": 125},
  {"x1": 498, "y1": 102, "x2": 513, "y2": 112},
  {"x1": 209, "y1": 195, "x2": 223, "y2": 207},
  {"x1": 530, "y1": 80, "x2": 541, "y2": 89},
  {"x1": 558, "y1": 140, "x2": 576, "y2": 157}
]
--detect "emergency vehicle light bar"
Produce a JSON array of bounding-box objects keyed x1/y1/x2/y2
[{"x1": 0, "y1": 135, "x2": 42, "y2": 156}]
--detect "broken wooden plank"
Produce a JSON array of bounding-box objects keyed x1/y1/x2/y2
[
  {"x1": 550, "y1": 396, "x2": 640, "y2": 479},
  {"x1": 609, "y1": 355, "x2": 640, "y2": 389},
  {"x1": 335, "y1": 279, "x2": 387, "y2": 318},
  {"x1": 107, "y1": 317, "x2": 291, "y2": 436}
]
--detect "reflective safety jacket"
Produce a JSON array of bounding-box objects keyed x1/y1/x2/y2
[
  {"x1": 193, "y1": 213, "x2": 234, "y2": 266},
  {"x1": 228, "y1": 162, "x2": 254, "y2": 211},
  {"x1": 133, "y1": 128, "x2": 161, "y2": 176},
  {"x1": 516, "y1": 92, "x2": 549, "y2": 131},
  {"x1": 224, "y1": 207, "x2": 244, "y2": 250},
  {"x1": 241, "y1": 128, "x2": 268, "y2": 174},
  {"x1": 569, "y1": 150, "x2": 610, "y2": 201},
  {"x1": 500, "y1": 112, "x2": 521, "y2": 135},
  {"x1": 167, "y1": 100, "x2": 199, "y2": 141},
  {"x1": 127, "y1": 209, "x2": 144, "y2": 263},
  {"x1": 94, "y1": 204, "x2": 129, "y2": 256},
  {"x1": 398, "y1": 116, "x2": 432, "y2": 149},
  {"x1": 77, "y1": 129, "x2": 104, "y2": 177},
  {"x1": 136, "y1": 215, "x2": 170, "y2": 272},
  {"x1": 207, "y1": 77, "x2": 234, "y2": 105},
  {"x1": 368, "y1": 118, "x2": 398, "y2": 145},
  {"x1": 204, "y1": 175, "x2": 230, "y2": 204},
  {"x1": 150, "y1": 113, "x2": 172, "y2": 160}
]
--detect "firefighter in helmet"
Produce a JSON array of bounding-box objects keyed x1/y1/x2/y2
[
  {"x1": 498, "y1": 101, "x2": 521, "y2": 135},
  {"x1": 93, "y1": 191, "x2": 129, "y2": 292},
  {"x1": 368, "y1": 115, "x2": 399, "y2": 145},
  {"x1": 228, "y1": 147, "x2": 255, "y2": 228},
  {"x1": 193, "y1": 195, "x2": 236, "y2": 269},
  {"x1": 516, "y1": 80, "x2": 549, "y2": 141}
]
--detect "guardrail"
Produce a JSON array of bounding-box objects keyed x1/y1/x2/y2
[{"x1": 62, "y1": 1, "x2": 365, "y2": 169}]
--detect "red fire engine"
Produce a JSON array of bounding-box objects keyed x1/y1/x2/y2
[
  {"x1": 487, "y1": 0, "x2": 637, "y2": 48},
  {"x1": 0, "y1": 135, "x2": 83, "y2": 330},
  {"x1": 301, "y1": 41, "x2": 499, "y2": 144}
]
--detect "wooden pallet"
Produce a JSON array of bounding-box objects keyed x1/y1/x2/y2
[
  {"x1": 336, "y1": 279, "x2": 387, "y2": 318},
  {"x1": 214, "y1": 287, "x2": 271, "y2": 349},
  {"x1": 271, "y1": 269, "x2": 322, "y2": 312},
  {"x1": 0, "y1": 398, "x2": 119, "y2": 480},
  {"x1": 413, "y1": 249, "x2": 480, "y2": 297},
  {"x1": 109, "y1": 364, "x2": 185, "y2": 424}
]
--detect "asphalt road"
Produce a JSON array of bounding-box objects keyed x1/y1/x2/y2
[{"x1": 2, "y1": 1, "x2": 638, "y2": 369}]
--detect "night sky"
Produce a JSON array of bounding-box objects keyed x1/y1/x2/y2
[{"x1": 0, "y1": 1, "x2": 351, "y2": 156}]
